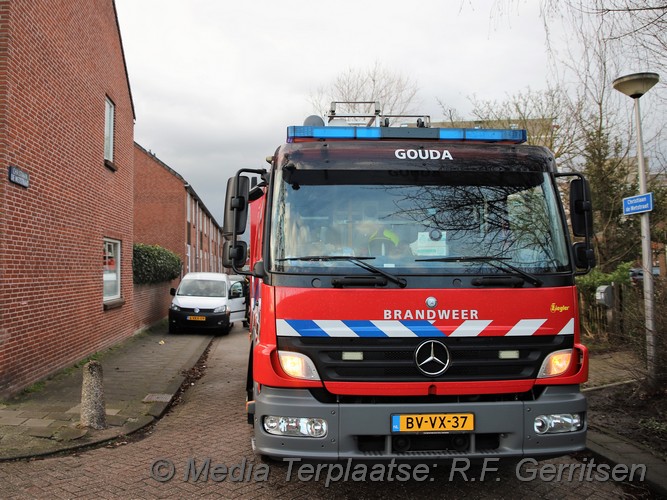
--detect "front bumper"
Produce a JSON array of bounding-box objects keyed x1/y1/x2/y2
[
  {"x1": 168, "y1": 309, "x2": 230, "y2": 331},
  {"x1": 252, "y1": 385, "x2": 587, "y2": 460}
]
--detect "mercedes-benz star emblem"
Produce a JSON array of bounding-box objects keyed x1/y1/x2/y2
[
  {"x1": 194, "y1": 308, "x2": 200, "y2": 313},
  {"x1": 414, "y1": 340, "x2": 450, "y2": 377}
]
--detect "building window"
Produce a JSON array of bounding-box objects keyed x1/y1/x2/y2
[
  {"x1": 104, "y1": 97, "x2": 115, "y2": 166},
  {"x1": 103, "y1": 239, "x2": 121, "y2": 301}
]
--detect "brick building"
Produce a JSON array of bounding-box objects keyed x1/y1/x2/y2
[
  {"x1": 0, "y1": 1, "x2": 135, "y2": 397},
  {"x1": 133, "y1": 144, "x2": 226, "y2": 329}
]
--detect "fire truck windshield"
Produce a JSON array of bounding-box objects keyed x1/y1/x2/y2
[{"x1": 269, "y1": 168, "x2": 571, "y2": 275}]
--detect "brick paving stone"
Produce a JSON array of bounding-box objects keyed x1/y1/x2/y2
[
  {"x1": 47, "y1": 420, "x2": 73, "y2": 428},
  {"x1": 45, "y1": 412, "x2": 77, "y2": 422},
  {"x1": 0, "y1": 409, "x2": 23, "y2": 417},
  {"x1": 0, "y1": 416, "x2": 27, "y2": 426},
  {"x1": 584, "y1": 350, "x2": 639, "y2": 389},
  {"x1": 22, "y1": 418, "x2": 54, "y2": 427},
  {"x1": 53, "y1": 427, "x2": 88, "y2": 441},
  {"x1": 17, "y1": 411, "x2": 49, "y2": 419},
  {"x1": 26, "y1": 428, "x2": 55, "y2": 438},
  {"x1": 104, "y1": 414, "x2": 126, "y2": 427}
]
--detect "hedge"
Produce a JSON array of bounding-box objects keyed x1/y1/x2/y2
[
  {"x1": 576, "y1": 261, "x2": 633, "y2": 301},
  {"x1": 133, "y1": 244, "x2": 182, "y2": 284}
]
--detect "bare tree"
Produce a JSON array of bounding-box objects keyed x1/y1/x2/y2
[
  {"x1": 310, "y1": 62, "x2": 419, "y2": 120},
  {"x1": 434, "y1": 98, "x2": 466, "y2": 126},
  {"x1": 468, "y1": 87, "x2": 582, "y2": 165},
  {"x1": 541, "y1": 0, "x2": 667, "y2": 75}
]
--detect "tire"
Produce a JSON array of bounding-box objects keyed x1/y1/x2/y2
[{"x1": 168, "y1": 323, "x2": 179, "y2": 335}]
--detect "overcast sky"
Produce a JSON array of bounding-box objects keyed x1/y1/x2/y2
[{"x1": 115, "y1": 0, "x2": 558, "y2": 223}]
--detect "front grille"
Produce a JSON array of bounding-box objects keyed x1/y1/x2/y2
[
  {"x1": 278, "y1": 335, "x2": 572, "y2": 382},
  {"x1": 179, "y1": 307, "x2": 215, "y2": 313},
  {"x1": 356, "y1": 433, "x2": 500, "y2": 454}
]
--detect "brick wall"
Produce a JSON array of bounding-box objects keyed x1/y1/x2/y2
[
  {"x1": 133, "y1": 144, "x2": 187, "y2": 326},
  {"x1": 133, "y1": 281, "x2": 178, "y2": 331},
  {"x1": 132, "y1": 143, "x2": 231, "y2": 327},
  {"x1": 134, "y1": 142, "x2": 226, "y2": 276},
  {"x1": 0, "y1": 0, "x2": 135, "y2": 397},
  {"x1": 133, "y1": 144, "x2": 187, "y2": 266}
]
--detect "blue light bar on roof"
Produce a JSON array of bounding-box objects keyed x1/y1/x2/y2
[
  {"x1": 287, "y1": 126, "x2": 382, "y2": 140},
  {"x1": 287, "y1": 126, "x2": 527, "y2": 143},
  {"x1": 439, "y1": 128, "x2": 528, "y2": 142}
]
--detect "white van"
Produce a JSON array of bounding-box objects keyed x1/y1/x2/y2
[{"x1": 168, "y1": 272, "x2": 246, "y2": 335}]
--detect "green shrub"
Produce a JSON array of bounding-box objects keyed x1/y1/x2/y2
[
  {"x1": 576, "y1": 261, "x2": 633, "y2": 299},
  {"x1": 133, "y1": 244, "x2": 181, "y2": 284}
]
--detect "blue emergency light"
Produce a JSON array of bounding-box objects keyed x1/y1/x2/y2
[{"x1": 287, "y1": 126, "x2": 527, "y2": 144}]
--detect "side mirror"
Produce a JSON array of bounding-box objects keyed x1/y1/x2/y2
[
  {"x1": 170, "y1": 288, "x2": 176, "y2": 296},
  {"x1": 570, "y1": 178, "x2": 593, "y2": 237},
  {"x1": 223, "y1": 176, "x2": 250, "y2": 237},
  {"x1": 573, "y1": 242, "x2": 595, "y2": 270},
  {"x1": 223, "y1": 240, "x2": 247, "y2": 269}
]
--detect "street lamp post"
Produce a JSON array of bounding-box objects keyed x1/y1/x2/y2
[{"x1": 612, "y1": 72, "x2": 660, "y2": 391}]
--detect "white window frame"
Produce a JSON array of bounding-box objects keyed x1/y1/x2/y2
[
  {"x1": 104, "y1": 97, "x2": 115, "y2": 162},
  {"x1": 103, "y1": 238, "x2": 121, "y2": 301}
]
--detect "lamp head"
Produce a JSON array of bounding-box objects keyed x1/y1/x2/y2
[{"x1": 613, "y1": 72, "x2": 660, "y2": 99}]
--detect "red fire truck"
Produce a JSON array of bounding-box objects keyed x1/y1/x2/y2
[{"x1": 223, "y1": 102, "x2": 595, "y2": 460}]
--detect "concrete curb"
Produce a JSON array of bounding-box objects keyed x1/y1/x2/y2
[
  {"x1": 0, "y1": 415, "x2": 159, "y2": 462},
  {"x1": 0, "y1": 331, "x2": 213, "y2": 462},
  {"x1": 145, "y1": 334, "x2": 212, "y2": 419},
  {"x1": 587, "y1": 429, "x2": 667, "y2": 498}
]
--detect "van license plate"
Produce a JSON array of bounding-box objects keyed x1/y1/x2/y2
[
  {"x1": 391, "y1": 413, "x2": 474, "y2": 433},
  {"x1": 187, "y1": 316, "x2": 206, "y2": 321}
]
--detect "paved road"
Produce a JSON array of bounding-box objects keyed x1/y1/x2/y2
[{"x1": 0, "y1": 326, "x2": 654, "y2": 499}]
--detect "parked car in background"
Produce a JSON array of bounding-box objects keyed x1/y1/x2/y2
[
  {"x1": 168, "y1": 272, "x2": 246, "y2": 335},
  {"x1": 629, "y1": 267, "x2": 660, "y2": 285}
]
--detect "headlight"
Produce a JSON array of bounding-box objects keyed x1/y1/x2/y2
[
  {"x1": 534, "y1": 413, "x2": 583, "y2": 434},
  {"x1": 278, "y1": 351, "x2": 320, "y2": 380},
  {"x1": 170, "y1": 304, "x2": 180, "y2": 311},
  {"x1": 213, "y1": 305, "x2": 229, "y2": 314},
  {"x1": 263, "y1": 416, "x2": 328, "y2": 437},
  {"x1": 538, "y1": 349, "x2": 573, "y2": 378}
]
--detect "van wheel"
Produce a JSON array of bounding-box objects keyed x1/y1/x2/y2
[
  {"x1": 219, "y1": 324, "x2": 231, "y2": 336},
  {"x1": 168, "y1": 323, "x2": 179, "y2": 335}
]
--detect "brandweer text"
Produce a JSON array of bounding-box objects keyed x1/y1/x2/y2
[{"x1": 384, "y1": 309, "x2": 479, "y2": 320}]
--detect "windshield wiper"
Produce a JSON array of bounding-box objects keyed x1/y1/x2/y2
[
  {"x1": 415, "y1": 256, "x2": 543, "y2": 287},
  {"x1": 277, "y1": 256, "x2": 407, "y2": 288}
]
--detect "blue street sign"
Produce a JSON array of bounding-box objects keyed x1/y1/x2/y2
[{"x1": 623, "y1": 192, "x2": 653, "y2": 216}]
